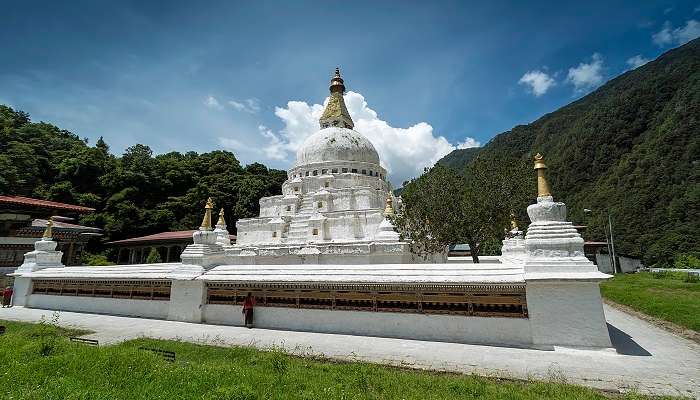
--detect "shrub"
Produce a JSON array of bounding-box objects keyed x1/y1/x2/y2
[
  {"x1": 146, "y1": 248, "x2": 163, "y2": 264},
  {"x1": 652, "y1": 271, "x2": 670, "y2": 279},
  {"x1": 266, "y1": 347, "x2": 289, "y2": 377},
  {"x1": 33, "y1": 312, "x2": 61, "y2": 356},
  {"x1": 673, "y1": 253, "x2": 700, "y2": 269},
  {"x1": 83, "y1": 252, "x2": 115, "y2": 266}
]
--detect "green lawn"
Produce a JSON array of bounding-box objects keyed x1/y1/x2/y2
[
  {"x1": 0, "y1": 320, "x2": 669, "y2": 400},
  {"x1": 601, "y1": 271, "x2": 700, "y2": 332}
]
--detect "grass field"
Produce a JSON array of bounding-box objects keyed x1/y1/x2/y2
[
  {"x1": 0, "y1": 319, "x2": 672, "y2": 400},
  {"x1": 600, "y1": 271, "x2": 700, "y2": 332}
]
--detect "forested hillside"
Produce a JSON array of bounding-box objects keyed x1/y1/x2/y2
[
  {"x1": 436, "y1": 147, "x2": 480, "y2": 171},
  {"x1": 0, "y1": 105, "x2": 287, "y2": 253},
  {"x1": 437, "y1": 38, "x2": 700, "y2": 266}
]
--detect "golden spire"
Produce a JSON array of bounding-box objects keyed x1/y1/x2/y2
[
  {"x1": 533, "y1": 153, "x2": 551, "y2": 197},
  {"x1": 329, "y1": 66, "x2": 345, "y2": 93},
  {"x1": 200, "y1": 197, "x2": 214, "y2": 230},
  {"x1": 384, "y1": 194, "x2": 395, "y2": 218},
  {"x1": 319, "y1": 67, "x2": 354, "y2": 129},
  {"x1": 510, "y1": 212, "x2": 518, "y2": 231},
  {"x1": 42, "y1": 217, "x2": 54, "y2": 239},
  {"x1": 217, "y1": 208, "x2": 226, "y2": 226}
]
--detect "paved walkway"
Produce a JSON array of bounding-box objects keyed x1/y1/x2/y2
[{"x1": 1, "y1": 305, "x2": 698, "y2": 398}]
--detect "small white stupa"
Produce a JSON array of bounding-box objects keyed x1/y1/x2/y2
[
  {"x1": 520, "y1": 153, "x2": 612, "y2": 349},
  {"x1": 14, "y1": 218, "x2": 64, "y2": 273},
  {"x1": 214, "y1": 208, "x2": 232, "y2": 246},
  {"x1": 500, "y1": 213, "x2": 526, "y2": 263},
  {"x1": 176, "y1": 198, "x2": 225, "y2": 277}
]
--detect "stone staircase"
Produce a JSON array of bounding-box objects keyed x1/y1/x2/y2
[
  {"x1": 297, "y1": 194, "x2": 315, "y2": 215},
  {"x1": 285, "y1": 195, "x2": 315, "y2": 242}
]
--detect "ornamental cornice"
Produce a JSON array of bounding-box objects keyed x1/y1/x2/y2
[{"x1": 205, "y1": 281, "x2": 526, "y2": 293}]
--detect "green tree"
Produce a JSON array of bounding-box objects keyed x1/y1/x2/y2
[
  {"x1": 393, "y1": 165, "x2": 466, "y2": 258},
  {"x1": 83, "y1": 253, "x2": 114, "y2": 266},
  {"x1": 394, "y1": 157, "x2": 531, "y2": 263},
  {"x1": 146, "y1": 248, "x2": 163, "y2": 264}
]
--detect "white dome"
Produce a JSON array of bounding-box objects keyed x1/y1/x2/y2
[{"x1": 294, "y1": 127, "x2": 380, "y2": 167}]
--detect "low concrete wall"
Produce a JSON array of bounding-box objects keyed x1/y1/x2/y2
[
  {"x1": 596, "y1": 254, "x2": 613, "y2": 273},
  {"x1": 27, "y1": 294, "x2": 169, "y2": 319},
  {"x1": 618, "y1": 256, "x2": 643, "y2": 273},
  {"x1": 203, "y1": 304, "x2": 533, "y2": 347}
]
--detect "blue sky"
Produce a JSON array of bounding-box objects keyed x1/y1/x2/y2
[{"x1": 1, "y1": 1, "x2": 698, "y2": 184}]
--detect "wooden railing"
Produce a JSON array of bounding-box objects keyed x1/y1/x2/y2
[
  {"x1": 31, "y1": 279, "x2": 171, "y2": 301},
  {"x1": 206, "y1": 282, "x2": 528, "y2": 318}
]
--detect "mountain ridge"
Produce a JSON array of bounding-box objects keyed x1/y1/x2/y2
[{"x1": 437, "y1": 38, "x2": 700, "y2": 265}]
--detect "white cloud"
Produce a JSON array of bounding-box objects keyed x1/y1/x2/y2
[
  {"x1": 518, "y1": 70, "x2": 556, "y2": 97},
  {"x1": 218, "y1": 137, "x2": 245, "y2": 151},
  {"x1": 228, "y1": 98, "x2": 260, "y2": 113},
  {"x1": 626, "y1": 55, "x2": 650, "y2": 69},
  {"x1": 566, "y1": 53, "x2": 604, "y2": 92},
  {"x1": 261, "y1": 91, "x2": 472, "y2": 185},
  {"x1": 205, "y1": 95, "x2": 260, "y2": 113},
  {"x1": 256, "y1": 125, "x2": 287, "y2": 160},
  {"x1": 653, "y1": 20, "x2": 700, "y2": 47},
  {"x1": 205, "y1": 95, "x2": 223, "y2": 110},
  {"x1": 676, "y1": 19, "x2": 700, "y2": 44},
  {"x1": 653, "y1": 22, "x2": 674, "y2": 46},
  {"x1": 456, "y1": 137, "x2": 481, "y2": 149}
]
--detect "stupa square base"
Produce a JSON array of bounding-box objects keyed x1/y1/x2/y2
[{"x1": 527, "y1": 281, "x2": 612, "y2": 349}]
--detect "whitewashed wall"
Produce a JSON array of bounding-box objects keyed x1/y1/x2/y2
[
  {"x1": 27, "y1": 294, "x2": 169, "y2": 319},
  {"x1": 203, "y1": 304, "x2": 533, "y2": 347}
]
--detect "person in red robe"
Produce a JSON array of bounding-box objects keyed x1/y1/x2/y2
[
  {"x1": 242, "y1": 292, "x2": 256, "y2": 328},
  {"x1": 1, "y1": 287, "x2": 13, "y2": 308}
]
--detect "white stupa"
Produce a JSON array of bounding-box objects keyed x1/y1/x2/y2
[
  {"x1": 229, "y1": 68, "x2": 444, "y2": 264},
  {"x1": 10, "y1": 71, "x2": 612, "y2": 350}
]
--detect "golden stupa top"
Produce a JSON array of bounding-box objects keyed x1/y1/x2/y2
[
  {"x1": 510, "y1": 212, "x2": 518, "y2": 231},
  {"x1": 217, "y1": 208, "x2": 226, "y2": 226},
  {"x1": 42, "y1": 217, "x2": 54, "y2": 239},
  {"x1": 533, "y1": 153, "x2": 552, "y2": 197},
  {"x1": 534, "y1": 153, "x2": 547, "y2": 170},
  {"x1": 200, "y1": 197, "x2": 214, "y2": 230},
  {"x1": 319, "y1": 67, "x2": 354, "y2": 129},
  {"x1": 383, "y1": 194, "x2": 395, "y2": 217}
]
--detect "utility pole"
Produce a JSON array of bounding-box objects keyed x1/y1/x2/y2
[
  {"x1": 608, "y1": 213, "x2": 617, "y2": 273},
  {"x1": 604, "y1": 224, "x2": 613, "y2": 273},
  {"x1": 584, "y1": 208, "x2": 615, "y2": 274}
]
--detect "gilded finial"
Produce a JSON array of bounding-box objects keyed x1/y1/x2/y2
[
  {"x1": 510, "y1": 212, "x2": 518, "y2": 231},
  {"x1": 42, "y1": 217, "x2": 54, "y2": 239},
  {"x1": 217, "y1": 208, "x2": 226, "y2": 226},
  {"x1": 384, "y1": 194, "x2": 395, "y2": 218},
  {"x1": 200, "y1": 197, "x2": 214, "y2": 230},
  {"x1": 329, "y1": 66, "x2": 345, "y2": 93},
  {"x1": 533, "y1": 153, "x2": 551, "y2": 197},
  {"x1": 319, "y1": 67, "x2": 354, "y2": 129}
]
